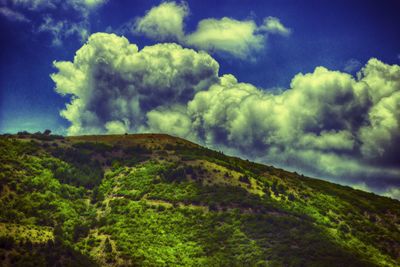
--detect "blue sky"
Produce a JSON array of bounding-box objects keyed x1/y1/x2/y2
[
  {"x1": 1, "y1": 0, "x2": 399, "y2": 133},
  {"x1": 1, "y1": 0, "x2": 400, "y2": 197}
]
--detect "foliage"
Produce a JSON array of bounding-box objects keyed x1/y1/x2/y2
[{"x1": 0, "y1": 134, "x2": 399, "y2": 266}]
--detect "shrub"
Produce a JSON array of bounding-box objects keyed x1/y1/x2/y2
[
  {"x1": 278, "y1": 184, "x2": 286, "y2": 194},
  {"x1": 160, "y1": 166, "x2": 187, "y2": 182},
  {"x1": 339, "y1": 223, "x2": 350, "y2": 234},
  {"x1": 239, "y1": 175, "x2": 251, "y2": 184}
]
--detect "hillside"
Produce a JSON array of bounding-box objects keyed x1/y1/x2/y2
[{"x1": 0, "y1": 132, "x2": 399, "y2": 266}]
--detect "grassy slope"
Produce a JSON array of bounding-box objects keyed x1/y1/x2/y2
[{"x1": 0, "y1": 133, "x2": 399, "y2": 266}]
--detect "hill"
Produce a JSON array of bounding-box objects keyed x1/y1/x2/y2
[{"x1": 0, "y1": 132, "x2": 399, "y2": 266}]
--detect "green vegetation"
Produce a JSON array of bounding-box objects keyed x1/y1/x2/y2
[{"x1": 0, "y1": 133, "x2": 399, "y2": 266}]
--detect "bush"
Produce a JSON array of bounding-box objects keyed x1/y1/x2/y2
[
  {"x1": 50, "y1": 147, "x2": 104, "y2": 188},
  {"x1": 73, "y1": 224, "x2": 90, "y2": 241},
  {"x1": 160, "y1": 166, "x2": 187, "y2": 182},
  {"x1": 271, "y1": 181, "x2": 279, "y2": 196},
  {"x1": 278, "y1": 184, "x2": 286, "y2": 194},
  {"x1": 72, "y1": 142, "x2": 113, "y2": 155},
  {"x1": 239, "y1": 175, "x2": 251, "y2": 184},
  {"x1": 339, "y1": 223, "x2": 350, "y2": 234}
]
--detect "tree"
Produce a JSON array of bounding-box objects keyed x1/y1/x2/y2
[
  {"x1": 104, "y1": 237, "x2": 113, "y2": 254},
  {"x1": 271, "y1": 181, "x2": 279, "y2": 196},
  {"x1": 104, "y1": 237, "x2": 114, "y2": 263},
  {"x1": 44, "y1": 129, "x2": 52, "y2": 136},
  {"x1": 278, "y1": 184, "x2": 286, "y2": 194},
  {"x1": 263, "y1": 188, "x2": 270, "y2": 197},
  {"x1": 339, "y1": 223, "x2": 350, "y2": 234},
  {"x1": 239, "y1": 175, "x2": 250, "y2": 184},
  {"x1": 73, "y1": 224, "x2": 90, "y2": 241}
]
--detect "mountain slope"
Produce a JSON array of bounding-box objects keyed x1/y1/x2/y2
[{"x1": 0, "y1": 133, "x2": 399, "y2": 266}]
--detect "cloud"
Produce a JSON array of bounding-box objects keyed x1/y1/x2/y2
[
  {"x1": 53, "y1": 33, "x2": 400, "y2": 195},
  {"x1": 80, "y1": 0, "x2": 106, "y2": 8},
  {"x1": 9, "y1": 0, "x2": 55, "y2": 10},
  {"x1": 351, "y1": 182, "x2": 373, "y2": 192},
  {"x1": 130, "y1": 1, "x2": 291, "y2": 60},
  {"x1": 259, "y1": 16, "x2": 291, "y2": 36},
  {"x1": 145, "y1": 105, "x2": 194, "y2": 138},
  {"x1": 351, "y1": 183, "x2": 400, "y2": 200},
  {"x1": 9, "y1": 0, "x2": 106, "y2": 15},
  {"x1": 184, "y1": 68, "x2": 369, "y2": 153},
  {"x1": 357, "y1": 59, "x2": 400, "y2": 165},
  {"x1": 0, "y1": 6, "x2": 29, "y2": 22},
  {"x1": 343, "y1": 58, "x2": 362, "y2": 73},
  {"x1": 2, "y1": 0, "x2": 107, "y2": 45},
  {"x1": 186, "y1": 17, "x2": 265, "y2": 60},
  {"x1": 64, "y1": 0, "x2": 107, "y2": 17},
  {"x1": 105, "y1": 120, "x2": 130, "y2": 134},
  {"x1": 38, "y1": 16, "x2": 89, "y2": 46},
  {"x1": 51, "y1": 32, "x2": 219, "y2": 135},
  {"x1": 133, "y1": 1, "x2": 188, "y2": 41},
  {"x1": 383, "y1": 187, "x2": 400, "y2": 200},
  {"x1": 146, "y1": 61, "x2": 400, "y2": 187}
]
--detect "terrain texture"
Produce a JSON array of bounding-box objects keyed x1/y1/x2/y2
[{"x1": 0, "y1": 133, "x2": 399, "y2": 266}]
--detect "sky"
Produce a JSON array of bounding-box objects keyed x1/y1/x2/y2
[{"x1": 0, "y1": 0, "x2": 400, "y2": 198}]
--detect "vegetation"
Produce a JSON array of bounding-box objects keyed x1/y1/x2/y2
[{"x1": 0, "y1": 133, "x2": 399, "y2": 266}]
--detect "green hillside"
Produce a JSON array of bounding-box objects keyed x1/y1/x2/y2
[{"x1": 0, "y1": 132, "x2": 399, "y2": 266}]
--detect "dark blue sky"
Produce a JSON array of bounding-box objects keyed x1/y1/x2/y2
[{"x1": 1, "y1": 0, "x2": 400, "y2": 133}]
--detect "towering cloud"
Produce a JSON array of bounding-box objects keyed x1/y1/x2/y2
[
  {"x1": 53, "y1": 33, "x2": 400, "y2": 196},
  {"x1": 51, "y1": 33, "x2": 219, "y2": 135}
]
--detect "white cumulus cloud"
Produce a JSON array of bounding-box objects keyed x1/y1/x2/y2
[
  {"x1": 131, "y1": 1, "x2": 291, "y2": 60},
  {"x1": 51, "y1": 32, "x2": 219, "y2": 135},
  {"x1": 186, "y1": 17, "x2": 265, "y2": 60},
  {"x1": 133, "y1": 1, "x2": 188, "y2": 41}
]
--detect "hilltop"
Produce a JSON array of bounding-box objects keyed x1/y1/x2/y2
[{"x1": 0, "y1": 132, "x2": 399, "y2": 266}]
